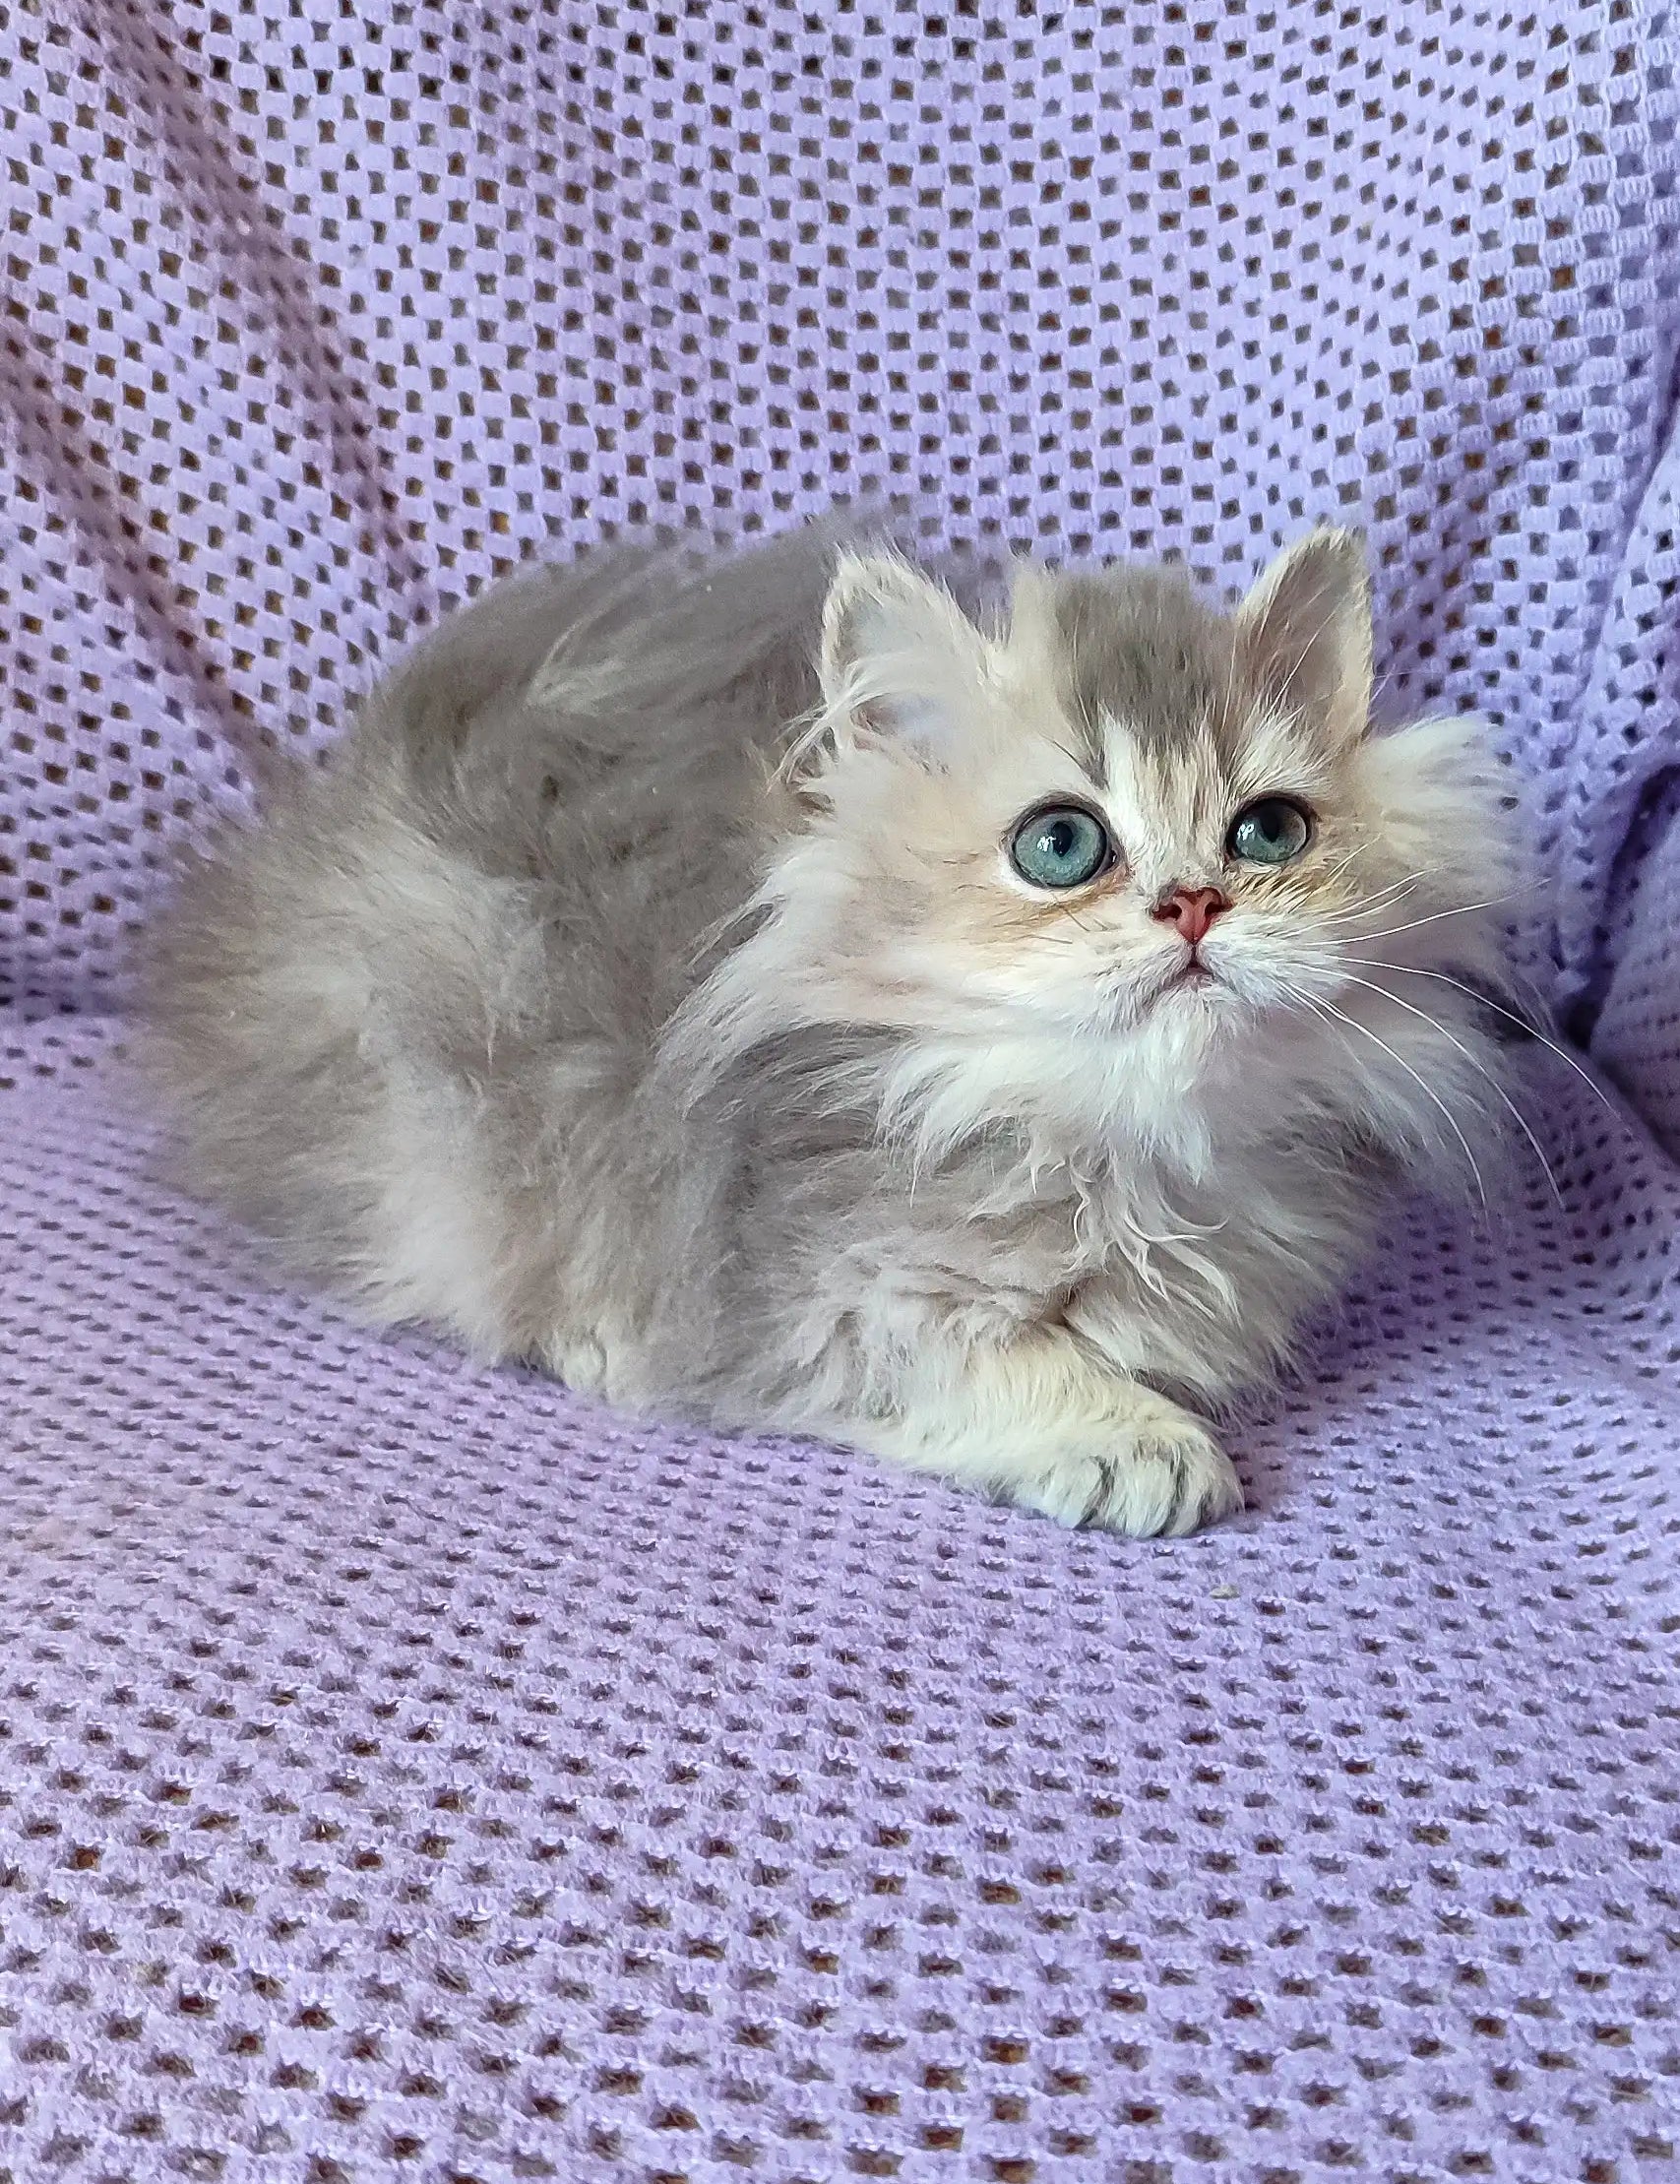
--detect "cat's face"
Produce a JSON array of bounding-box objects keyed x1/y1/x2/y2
[{"x1": 774, "y1": 530, "x2": 1511, "y2": 1099}]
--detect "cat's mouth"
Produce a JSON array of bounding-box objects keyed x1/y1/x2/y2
[
  {"x1": 1122, "y1": 951, "x2": 1230, "y2": 1024},
  {"x1": 1163, "y1": 954, "x2": 1218, "y2": 994}
]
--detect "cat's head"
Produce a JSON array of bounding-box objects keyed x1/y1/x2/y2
[{"x1": 696, "y1": 530, "x2": 1521, "y2": 1156}]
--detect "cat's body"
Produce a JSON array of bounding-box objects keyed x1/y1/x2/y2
[{"x1": 146, "y1": 525, "x2": 1518, "y2": 1534}]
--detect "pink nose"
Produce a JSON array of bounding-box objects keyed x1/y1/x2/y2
[{"x1": 1153, "y1": 885, "x2": 1230, "y2": 948}]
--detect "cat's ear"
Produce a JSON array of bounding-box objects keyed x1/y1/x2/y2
[
  {"x1": 1237, "y1": 528, "x2": 1373, "y2": 745},
  {"x1": 813, "y1": 552, "x2": 989, "y2": 761}
]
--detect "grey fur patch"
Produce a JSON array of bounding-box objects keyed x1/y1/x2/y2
[{"x1": 1051, "y1": 565, "x2": 1245, "y2": 776}]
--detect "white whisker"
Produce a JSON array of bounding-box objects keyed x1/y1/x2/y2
[
  {"x1": 1285, "y1": 983, "x2": 1489, "y2": 1209},
  {"x1": 1334, "y1": 885, "x2": 1537, "y2": 944},
  {"x1": 1311, "y1": 846, "x2": 1398, "y2": 902},
  {"x1": 1317, "y1": 887, "x2": 1427, "y2": 928},
  {"x1": 1332, "y1": 958, "x2": 1620, "y2": 1118},
  {"x1": 1312, "y1": 863, "x2": 1459, "y2": 924},
  {"x1": 1310, "y1": 869, "x2": 1495, "y2": 936},
  {"x1": 1333, "y1": 970, "x2": 1563, "y2": 1206}
]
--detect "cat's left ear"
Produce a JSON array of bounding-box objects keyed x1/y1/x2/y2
[
  {"x1": 1237, "y1": 527, "x2": 1373, "y2": 746},
  {"x1": 813, "y1": 552, "x2": 989, "y2": 763}
]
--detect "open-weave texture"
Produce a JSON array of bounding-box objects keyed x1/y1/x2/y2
[{"x1": 3, "y1": 5, "x2": 1679, "y2": 2181}]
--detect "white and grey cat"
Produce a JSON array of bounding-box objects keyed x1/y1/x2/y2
[{"x1": 146, "y1": 524, "x2": 1519, "y2": 1535}]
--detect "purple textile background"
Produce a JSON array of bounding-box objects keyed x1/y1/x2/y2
[{"x1": 3, "y1": 5, "x2": 1679, "y2": 2180}]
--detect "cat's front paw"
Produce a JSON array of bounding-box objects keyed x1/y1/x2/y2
[{"x1": 1006, "y1": 1403, "x2": 1243, "y2": 1538}]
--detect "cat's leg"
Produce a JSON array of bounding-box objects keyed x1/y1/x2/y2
[{"x1": 856, "y1": 1326, "x2": 1243, "y2": 1538}]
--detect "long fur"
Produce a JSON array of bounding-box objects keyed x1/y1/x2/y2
[{"x1": 142, "y1": 523, "x2": 1522, "y2": 1536}]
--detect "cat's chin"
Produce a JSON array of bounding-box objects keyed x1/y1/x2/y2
[
  {"x1": 1093, "y1": 970, "x2": 1246, "y2": 1062},
  {"x1": 1161, "y1": 952, "x2": 1308, "y2": 1025},
  {"x1": 1122, "y1": 965, "x2": 1303, "y2": 1060},
  {"x1": 1148, "y1": 962, "x2": 1233, "y2": 1013}
]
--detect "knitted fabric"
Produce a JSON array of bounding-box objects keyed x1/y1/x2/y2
[{"x1": 4, "y1": 6, "x2": 1679, "y2": 2180}]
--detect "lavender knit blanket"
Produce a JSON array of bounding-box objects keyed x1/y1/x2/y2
[{"x1": 3, "y1": 6, "x2": 1678, "y2": 2179}]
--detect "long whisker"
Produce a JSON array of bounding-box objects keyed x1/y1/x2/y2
[
  {"x1": 1334, "y1": 886, "x2": 1538, "y2": 944},
  {"x1": 1312, "y1": 864, "x2": 1461, "y2": 925},
  {"x1": 1333, "y1": 971, "x2": 1563, "y2": 1206},
  {"x1": 1331, "y1": 958, "x2": 1620, "y2": 1118},
  {"x1": 1286, "y1": 984, "x2": 1489, "y2": 1209},
  {"x1": 1313, "y1": 878, "x2": 1422, "y2": 925}
]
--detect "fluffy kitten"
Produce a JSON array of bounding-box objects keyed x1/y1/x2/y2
[{"x1": 145, "y1": 524, "x2": 1518, "y2": 1535}]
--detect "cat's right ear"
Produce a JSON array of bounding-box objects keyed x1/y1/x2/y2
[
  {"x1": 796, "y1": 553, "x2": 989, "y2": 777},
  {"x1": 1236, "y1": 527, "x2": 1373, "y2": 747}
]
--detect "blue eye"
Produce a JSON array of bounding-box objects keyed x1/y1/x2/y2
[
  {"x1": 1009, "y1": 804, "x2": 1113, "y2": 890},
  {"x1": 1228, "y1": 796, "x2": 1313, "y2": 865}
]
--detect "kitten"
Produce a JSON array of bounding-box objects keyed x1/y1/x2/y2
[{"x1": 144, "y1": 524, "x2": 1519, "y2": 1536}]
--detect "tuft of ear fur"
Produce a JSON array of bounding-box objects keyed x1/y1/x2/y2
[
  {"x1": 1237, "y1": 527, "x2": 1373, "y2": 746},
  {"x1": 806, "y1": 552, "x2": 990, "y2": 767}
]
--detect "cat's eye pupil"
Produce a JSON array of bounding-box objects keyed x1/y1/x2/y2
[
  {"x1": 1009, "y1": 805, "x2": 1112, "y2": 890},
  {"x1": 1228, "y1": 796, "x2": 1312, "y2": 866}
]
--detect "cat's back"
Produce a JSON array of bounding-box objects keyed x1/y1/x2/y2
[
  {"x1": 377, "y1": 530, "x2": 823, "y2": 781},
  {"x1": 141, "y1": 531, "x2": 833, "y2": 1340},
  {"x1": 158, "y1": 529, "x2": 833, "y2": 1039}
]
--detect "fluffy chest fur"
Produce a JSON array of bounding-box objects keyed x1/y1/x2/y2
[{"x1": 688, "y1": 1012, "x2": 1396, "y2": 1432}]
